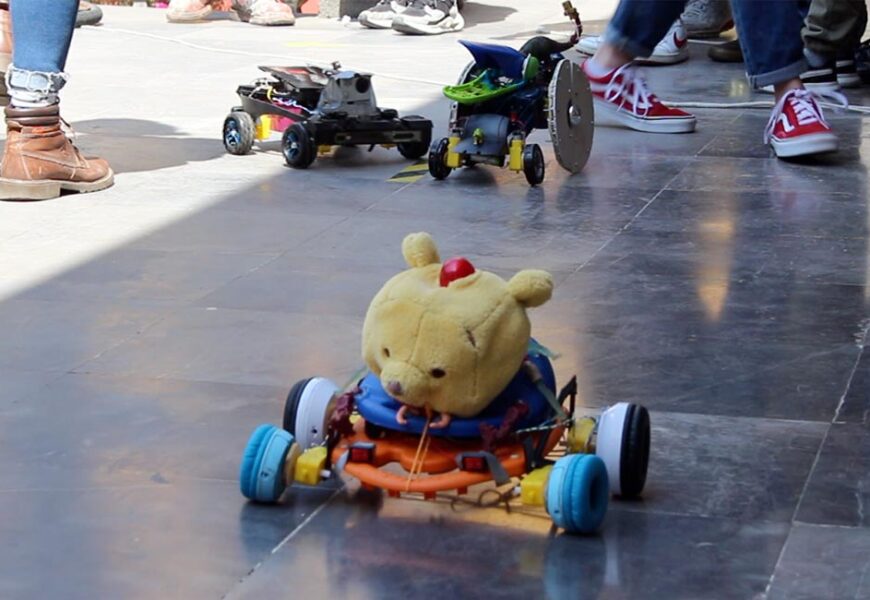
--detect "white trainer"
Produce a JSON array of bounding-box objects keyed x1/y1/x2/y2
[
  {"x1": 359, "y1": 0, "x2": 408, "y2": 30},
  {"x1": 391, "y1": 0, "x2": 464, "y2": 35},
  {"x1": 575, "y1": 20, "x2": 689, "y2": 66}
]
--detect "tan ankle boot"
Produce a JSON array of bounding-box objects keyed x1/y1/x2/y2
[{"x1": 0, "y1": 104, "x2": 114, "y2": 201}]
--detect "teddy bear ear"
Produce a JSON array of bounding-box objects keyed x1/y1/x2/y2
[
  {"x1": 402, "y1": 232, "x2": 441, "y2": 268},
  {"x1": 507, "y1": 269, "x2": 553, "y2": 308}
]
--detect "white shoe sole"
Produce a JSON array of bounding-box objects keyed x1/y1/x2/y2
[
  {"x1": 837, "y1": 73, "x2": 861, "y2": 88},
  {"x1": 770, "y1": 132, "x2": 838, "y2": 158},
  {"x1": 392, "y1": 13, "x2": 464, "y2": 35},
  {"x1": 166, "y1": 5, "x2": 212, "y2": 22},
  {"x1": 759, "y1": 81, "x2": 844, "y2": 94},
  {"x1": 359, "y1": 12, "x2": 395, "y2": 29},
  {"x1": 575, "y1": 44, "x2": 688, "y2": 66},
  {"x1": 641, "y1": 47, "x2": 689, "y2": 65},
  {"x1": 593, "y1": 97, "x2": 696, "y2": 133},
  {"x1": 0, "y1": 171, "x2": 115, "y2": 201}
]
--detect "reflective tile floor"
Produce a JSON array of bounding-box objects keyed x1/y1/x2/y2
[{"x1": 1, "y1": 4, "x2": 869, "y2": 599}]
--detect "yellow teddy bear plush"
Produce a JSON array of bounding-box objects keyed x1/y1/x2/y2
[{"x1": 361, "y1": 232, "x2": 553, "y2": 428}]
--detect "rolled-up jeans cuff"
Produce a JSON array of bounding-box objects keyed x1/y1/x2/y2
[
  {"x1": 749, "y1": 58, "x2": 807, "y2": 89},
  {"x1": 6, "y1": 65, "x2": 69, "y2": 106},
  {"x1": 602, "y1": 24, "x2": 654, "y2": 60}
]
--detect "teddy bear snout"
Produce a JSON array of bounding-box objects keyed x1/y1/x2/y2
[{"x1": 386, "y1": 380, "x2": 404, "y2": 396}]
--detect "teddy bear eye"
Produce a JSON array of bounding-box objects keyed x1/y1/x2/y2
[
  {"x1": 430, "y1": 368, "x2": 446, "y2": 378},
  {"x1": 383, "y1": 348, "x2": 390, "y2": 358}
]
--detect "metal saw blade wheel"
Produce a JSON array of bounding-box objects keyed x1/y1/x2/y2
[{"x1": 548, "y1": 59, "x2": 594, "y2": 174}]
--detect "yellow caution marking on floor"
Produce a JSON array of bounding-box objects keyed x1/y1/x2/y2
[{"x1": 388, "y1": 160, "x2": 428, "y2": 184}]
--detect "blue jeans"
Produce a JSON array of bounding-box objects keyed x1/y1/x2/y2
[
  {"x1": 8, "y1": 0, "x2": 79, "y2": 106},
  {"x1": 603, "y1": 0, "x2": 810, "y2": 88}
]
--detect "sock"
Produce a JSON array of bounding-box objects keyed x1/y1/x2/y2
[{"x1": 584, "y1": 56, "x2": 615, "y2": 77}]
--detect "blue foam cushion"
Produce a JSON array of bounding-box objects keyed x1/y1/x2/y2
[
  {"x1": 548, "y1": 454, "x2": 609, "y2": 534},
  {"x1": 355, "y1": 348, "x2": 556, "y2": 438},
  {"x1": 459, "y1": 40, "x2": 527, "y2": 80},
  {"x1": 239, "y1": 424, "x2": 294, "y2": 502}
]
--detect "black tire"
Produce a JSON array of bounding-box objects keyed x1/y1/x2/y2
[
  {"x1": 428, "y1": 138, "x2": 453, "y2": 180},
  {"x1": 398, "y1": 116, "x2": 432, "y2": 160},
  {"x1": 522, "y1": 143, "x2": 545, "y2": 186},
  {"x1": 223, "y1": 111, "x2": 255, "y2": 156},
  {"x1": 283, "y1": 377, "x2": 314, "y2": 435},
  {"x1": 619, "y1": 404, "x2": 650, "y2": 499},
  {"x1": 282, "y1": 123, "x2": 316, "y2": 169}
]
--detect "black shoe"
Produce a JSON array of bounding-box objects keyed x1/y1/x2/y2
[
  {"x1": 708, "y1": 39, "x2": 742, "y2": 63},
  {"x1": 75, "y1": 1, "x2": 103, "y2": 28},
  {"x1": 856, "y1": 39, "x2": 870, "y2": 84},
  {"x1": 836, "y1": 58, "x2": 860, "y2": 88},
  {"x1": 802, "y1": 62, "x2": 838, "y2": 90}
]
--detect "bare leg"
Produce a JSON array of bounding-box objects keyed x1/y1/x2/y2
[{"x1": 774, "y1": 77, "x2": 803, "y2": 101}]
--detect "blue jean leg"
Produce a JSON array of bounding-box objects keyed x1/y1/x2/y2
[
  {"x1": 12, "y1": 0, "x2": 79, "y2": 73},
  {"x1": 602, "y1": 0, "x2": 687, "y2": 59},
  {"x1": 731, "y1": 0, "x2": 809, "y2": 88}
]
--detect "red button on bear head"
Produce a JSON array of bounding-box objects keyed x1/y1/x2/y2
[{"x1": 440, "y1": 257, "x2": 476, "y2": 287}]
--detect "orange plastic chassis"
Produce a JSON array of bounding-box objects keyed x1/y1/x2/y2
[{"x1": 331, "y1": 418, "x2": 564, "y2": 498}]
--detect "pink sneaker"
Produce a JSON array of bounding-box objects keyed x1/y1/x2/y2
[
  {"x1": 166, "y1": 0, "x2": 231, "y2": 22},
  {"x1": 236, "y1": 0, "x2": 296, "y2": 25},
  {"x1": 764, "y1": 88, "x2": 840, "y2": 158},
  {"x1": 581, "y1": 62, "x2": 696, "y2": 133}
]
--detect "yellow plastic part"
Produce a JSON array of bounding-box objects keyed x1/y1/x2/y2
[
  {"x1": 508, "y1": 138, "x2": 523, "y2": 172},
  {"x1": 520, "y1": 465, "x2": 553, "y2": 506},
  {"x1": 567, "y1": 417, "x2": 596, "y2": 454},
  {"x1": 446, "y1": 135, "x2": 461, "y2": 168},
  {"x1": 255, "y1": 115, "x2": 271, "y2": 141},
  {"x1": 294, "y1": 446, "x2": 328, "y2": 486},
  {"x1": 317, "y1": 145, "x2": 333, "y2": 155},
  {"x1": 282, "y1": 442, "x2": 302, "y2": 484}
]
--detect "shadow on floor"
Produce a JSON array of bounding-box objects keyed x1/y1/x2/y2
[{"x1": 69, "y1": 118, "x2": 225, "y2": 174}]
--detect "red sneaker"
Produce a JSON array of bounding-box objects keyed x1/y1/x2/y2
[
  {"x1": 765, "y1": 88, "x2": 839, "y2": 158},
  {"x1": 581, "y1": 62, "x2": 696, "y2": 133}
]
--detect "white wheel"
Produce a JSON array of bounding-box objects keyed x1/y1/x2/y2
[
  {"x1": 283, "y1": 377, "x2": 339, "y2": 450},
  {"x1": 596, "y1": 402, "x2": 650, "y2": 498}
]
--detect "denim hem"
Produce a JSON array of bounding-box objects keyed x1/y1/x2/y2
[
  {"x1": 602, "y1": 24, "x2": 655, "y2": 60},
  {"x1": 749, "y1": 58, "x2": 808, "y2": 88}
]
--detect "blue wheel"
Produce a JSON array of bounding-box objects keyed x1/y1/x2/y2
[
  {"x1": 546, "y1": 454, "x2": 609, "y2": 534},
  {"x1": 239, "y1": 424, "x2": 294, "y2": 503}
]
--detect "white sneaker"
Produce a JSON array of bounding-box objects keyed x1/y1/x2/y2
[
  {"x1": 359, "y1": 0, "x2": 408, "y2": 29},
  {"x1": 680, "y1": 0, "x2": 733, "y2": 39},
  {"x1": 391, "y1": 0, "x2": 464, "y2": 35},
  {"x1": 575, "y1": 20, "x2": 689, "y2": 66}
]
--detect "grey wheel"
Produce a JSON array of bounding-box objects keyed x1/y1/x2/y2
[{"x1": 223, "y1": 112, "x2": 255, "y2": 155}]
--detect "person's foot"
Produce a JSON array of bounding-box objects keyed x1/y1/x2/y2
[
  {"x1": 359, "y1": 0, "x2": 409, "y2": 29},
  {"x1": 581, "y1": 61, "x2": 696, "y2": 133},
  {"x1": 855, "y1": 39, "x2": 870, "y2": 84},
  {"x1": 835, "y1": 58, "x2": 861, "y2": 88},
  {"x1": 708, "y1": 39, "x2": 742, "y2": 62},
  {"x1": 576, "y1": 20, "x2": 688, "y2": 66},
  {"x1": 235, "y1": 0, "x2": 296, "y2": 25},
  {"x1": 765, "y1": 88, "x2": 838, "y2": 158},
  {"x1": 75, "y1": 1, "x2": 103, "y2": 28},
  {"x1": 0, "y1": 104, "x2": 114, "y2": 201},
  {"x1": 680, "y1": 0, "x2": 732, "y2": 39},
  {"x1": 758, "y1": 60, "x2": 850, "y2": 93},
  {"x1": 166, "y1": 0, "x2": 229, "y2": 22},
  {"x1": 391, "y1": 0, "x2": 463, "y2": 35}
]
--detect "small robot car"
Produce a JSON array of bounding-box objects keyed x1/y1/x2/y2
[{"x1": 223, "y1": 63, "x2": 433, "y2": 169}]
